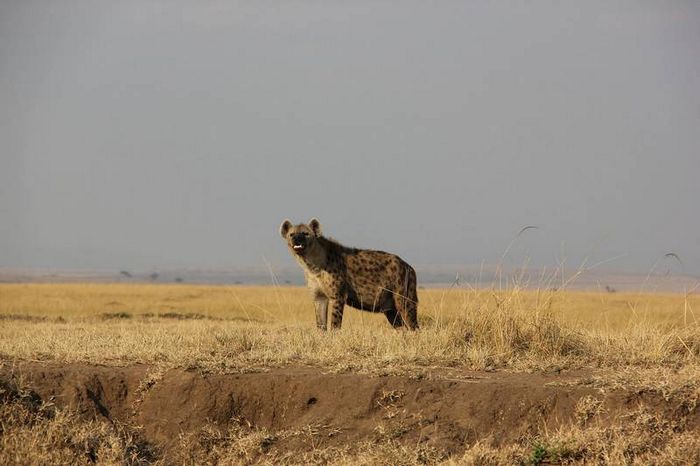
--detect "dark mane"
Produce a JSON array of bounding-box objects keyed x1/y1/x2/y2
[{"x1": 317, "y1": 235, "x2": 359, "y2": 255}]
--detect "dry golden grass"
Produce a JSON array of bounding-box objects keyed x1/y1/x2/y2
[
  {"x1": 0, "y1": 283, "x2": 698, "y2": 373},
  {"x1": 2, "y1": 283, "x2": 700, "y2": 465},
  {"x1": 2, "y1": 283, "x2": 697, "y2": 326}
]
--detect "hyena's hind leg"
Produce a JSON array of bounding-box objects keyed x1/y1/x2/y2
[
  {"x1": 376, "y1": 289, "x2": 403, "y2": 328},
  {"x1": 384, "y1": 307, "x2": 405, "y2": 328},
  {"x1": 402, "y1": 296, "x2": 419, "y2": 330},
  {"x1": 395, "y1": 266, "x2": 419, "y2": 330}
]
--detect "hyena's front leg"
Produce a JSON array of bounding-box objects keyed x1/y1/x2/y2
[
  {"x1": 329, "y1": 296, "x2": 345, "y2": 330},
  {"x1": 314, "y1": 295, "x2": 329, "y2": 331}
]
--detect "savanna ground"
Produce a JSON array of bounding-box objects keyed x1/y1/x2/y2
[{"x1": 1, "y1": 282, "x2": 699, "y2": 465}]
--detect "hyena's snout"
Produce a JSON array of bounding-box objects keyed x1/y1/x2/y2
[{"x1": 291, "y1": 233, "x2": 308, "y2": 254}]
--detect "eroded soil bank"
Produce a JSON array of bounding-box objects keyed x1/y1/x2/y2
[{"x1": 1, "y1": 362, "x2": 698, "y2": 463}]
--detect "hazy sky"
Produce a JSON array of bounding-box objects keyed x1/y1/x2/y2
[{"x1": 1, "y1": 1, "x2": 699, "y2": 275}]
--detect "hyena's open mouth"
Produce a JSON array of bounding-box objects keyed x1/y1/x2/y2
[{"x1": 292, "y1": 243, "x2": 306, "y2": 254}]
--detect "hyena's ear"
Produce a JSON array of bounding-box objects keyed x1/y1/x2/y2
[
  {"x1": 308, "y1": 218, "x2": 322, "y2": 237},
  {"x1": 279, "y1": 219, "x2": 292, "y2": 238}
]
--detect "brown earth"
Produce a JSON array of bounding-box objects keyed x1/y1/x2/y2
[{"x1": 1, "y1": 362, "x2": 698, "y2": 462}]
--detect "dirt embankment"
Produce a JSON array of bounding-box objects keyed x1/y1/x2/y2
[{"x1": 1, "y1": 363, "x2": 698, "y2": 462}]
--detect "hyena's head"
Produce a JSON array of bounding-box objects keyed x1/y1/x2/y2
[{"x1": 279, "y1": 218, "x2": 322, "y2": 256}]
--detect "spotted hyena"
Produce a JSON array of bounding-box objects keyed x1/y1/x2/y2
[{"x1": 279, "y1": 218, "x2": 419, "y2": 330}]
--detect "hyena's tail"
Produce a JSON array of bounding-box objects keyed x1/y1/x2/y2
[{"x1": 396, "y1": 263, "x2": 419, "y2": 330}]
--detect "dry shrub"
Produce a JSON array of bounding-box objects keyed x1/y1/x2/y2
[
  {"x1": 174, "y1": 422, "x2": 276, "y2": 466},
  {"x1": 574, "y1": 395, "x2": 605, "y2": 426},
  {"x1": 443, "y1": 305, "x2": 588, "y2": 367},
  {"x1": 522, "y1": 408, "x2": 700, "y2": 465},
  {"x1": 164, "y1": 408, "x2": 700, "y2": 465},
  {"x1": 0, "y1": 378, "x2": 155, "y2": 466},
  {"x1": 174, "y1": 424, "x2": 448, "y2": 466},
  {"x1": 436, "y1": 407, "x2": 700, "y2": 466}
]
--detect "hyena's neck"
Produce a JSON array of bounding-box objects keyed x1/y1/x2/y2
[{"x1": 296, "y1": 242, "x2": 328, "y2": 273}]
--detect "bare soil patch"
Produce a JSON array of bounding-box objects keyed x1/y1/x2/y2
[{"x1": 2, "y1": 362, "x2": 698, "y2": 464}]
